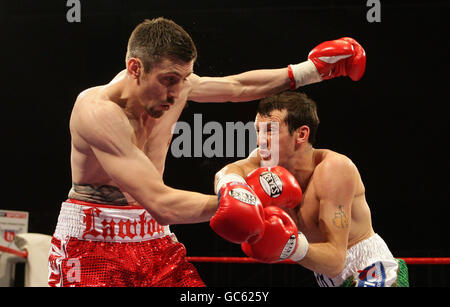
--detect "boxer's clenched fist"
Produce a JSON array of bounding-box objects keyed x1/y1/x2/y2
[
  {"x1": 308, "y1": 37, "x2": 366, "y2": 81},
  {"x1": 288, "y1": 37, "x2": 366, "y2": 89},
  {"x1": 210, "y1": 182, "x2": 265, "y2": 244},
  {"x1": 241, "y1": 206, "x2": 309, "y2": 263},
  {"x1": 245, "y1": 166, "x2": 302, "y2": 209}
]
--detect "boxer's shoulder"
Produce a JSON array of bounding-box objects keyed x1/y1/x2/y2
[
  {"x1": 74, "y1": 86, "x2": 122, "y2": 114},
  {"x1": 312, "y1": 149, "x2": 358, "y2": 190},
  {"x1": 315, "y1": 149, "x2": 355, "y2": 171},
  {"x1": 71, "y1": 86, "x2": 132, "y2": 144}
]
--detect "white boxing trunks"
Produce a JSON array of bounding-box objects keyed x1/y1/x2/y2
[{"x1": 314, "y1": 233, "x2": 408, "y2": 287}]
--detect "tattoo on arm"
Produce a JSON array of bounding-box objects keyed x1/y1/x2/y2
[
  {"x1": 69, "y1": 183, "x2": 129, "y2": 205},
  {"x1": 332, "y1": 205, "x2": 349, "y2": 229}
]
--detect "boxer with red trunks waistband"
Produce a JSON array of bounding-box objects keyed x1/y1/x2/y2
[
  {"x1": 49, "y1": 17, "x2": 365, "y2": 286},
  {"x1": 48, "y1": 199, "x2": 203, "y2": 287}
]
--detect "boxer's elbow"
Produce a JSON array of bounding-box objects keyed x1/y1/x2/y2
[
  {"x1": 146, "y1": 203, "x2": 172, "y2": 226},
  {"x1": 328, "y1": 264, "x2": 346, "y2": 279},
  {"x1": 151, "y1": 211, "x2": 173, "y2": 226},
  {"x1": 148, "y1": 203, "x2": 180, "y2": 226},
  {"x1": 138, "y1": 185, "x2": 178, "y2": 226},
  {"x1": 139, "y1": 202, "x2": 169, "y2": 226},
  {"x1": 326, "y1": 251, "x2": 346, "y2": 278},
  {"x1": 141, "y1": 186, "x2": 202, "y2": 226},
  {"x1": 307, "y1": 243, "x2": 347, "y2": 278}
]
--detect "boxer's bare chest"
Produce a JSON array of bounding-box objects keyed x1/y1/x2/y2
[
  {"x1": 69, "y1": 91, "x2": 187, "y2": 205},
  {"x1": 286, "y1": 175, "x2": 324, "y2": 243},
  {"x1": 131, "y1": 117, "x2": 175, "y2": 174},
  {"x1": 131, "y1": 99, "x2": 189, "y2": 172},
  {"x1": 69, "y1": 116, "x2": 178, "y2": 205}
]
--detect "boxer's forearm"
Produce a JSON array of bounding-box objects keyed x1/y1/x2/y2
[
  {"x1": 297, "y1": 242, "x2": 346, "y2": 278},
  {"x1": 188, "y1": 68, "x2": 290, "y2": 103},
  {"x1": 224, "y1": 68, "x2": 291, "y2": 102},
  {"x1": 141, "y1": 186, "x2": 218, "y2": 226}
]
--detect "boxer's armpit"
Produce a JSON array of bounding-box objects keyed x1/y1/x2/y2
[{"x1": 69, "y1": 183, "x2": 129, "y2": 205}]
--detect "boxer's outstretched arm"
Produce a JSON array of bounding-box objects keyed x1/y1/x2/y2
[
  {"x1": 76, "y1": 101, "x2": 218, "y2": 226},
  {"x1": 188, "y1": 37, "x2": 366, "y2": 103},
  {"x1": 296, "y1": 157, "x2": 357, "y2": 278},
  {"x1": 187, "y1": 69, "x2": 291, "y2": 103}
]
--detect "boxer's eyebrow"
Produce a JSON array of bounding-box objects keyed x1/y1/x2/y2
[
  {"x1": 161, "y1": 65, "x2": 193, "y2": 76},
  {"x1": 161, "y1": 70, "x2": 193, "y2": 80},
  {"x1": 255, "y1": 121, "x2": 278, "y2": 131}
]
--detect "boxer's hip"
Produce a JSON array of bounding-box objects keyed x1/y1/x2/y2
[{"x1": 314, "y1": 233, "x2": 409, "y2": 287}]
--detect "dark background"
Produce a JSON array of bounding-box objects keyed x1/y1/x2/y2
[{"x1": 1, "y1": 0, "x2": 449, "y2": 287}]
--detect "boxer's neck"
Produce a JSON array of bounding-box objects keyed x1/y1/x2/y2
[
  {"x1": 284, "y1": 144, "x2": 317, "y2": 190},
  {"x1": 104, "y1": 72, "x2": 159, "y2": 130}
]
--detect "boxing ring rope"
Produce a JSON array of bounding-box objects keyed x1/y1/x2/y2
[
  {"x1": 1, "y1": 245, "x2": 449, "y2": 265},
  {"x1": 186, "y1": 256, "x2": 450, "y2": 265},
  {"x1": 0, "y1": 245, "x2": 29, "y2": 259}
]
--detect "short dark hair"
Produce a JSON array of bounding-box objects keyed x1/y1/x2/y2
[
  {"x1": 126, "y1": 17, "x2": 197, "y2": 72},
  {"x1": 257, "y1": 91, "x2": 320, "y2": 145}
]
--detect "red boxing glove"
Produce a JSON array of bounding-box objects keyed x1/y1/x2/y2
[
  {"x1": 241, "y1": 206, "x2": 309, "y2": 263},
  {"x1": 245, "y1": 166, "x2": 302, "y2": 209},
  {"x1": 308, "y1": 37, "x2": 366, "y2": 81},
  {"x1": 210, "y1": 182, "x2": 265, "y2": 244}
]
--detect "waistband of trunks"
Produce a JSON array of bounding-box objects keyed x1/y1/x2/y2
[{"x1": 53, "y1": 199, "x2": 172, "y2": 242}]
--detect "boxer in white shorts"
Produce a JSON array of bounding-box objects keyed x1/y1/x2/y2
[{"x1": 215, "y1": 91, "x2": 409, "y2": 287}]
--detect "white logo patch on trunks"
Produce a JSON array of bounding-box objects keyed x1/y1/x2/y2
[
  {"x1": 259, "y1": 171, "x2": 283, "y2": 198},
  {"x1": 357, "y1": 261, "x2": 387, "y2": 287},
  {"x1": 229, "y1": 188, "x2": 259, "y2": 206}
]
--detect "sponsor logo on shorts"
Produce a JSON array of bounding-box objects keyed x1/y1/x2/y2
[{"x1": 357, "y1": 261, "x2": 386, "y2": 287}]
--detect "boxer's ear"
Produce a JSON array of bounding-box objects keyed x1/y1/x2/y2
[
  {"x1": 295, "y1": 125, "x2": 310, "y2": 145},
  {"x1": 127, "y1": 58, "x2": 142, "y2": 79}
]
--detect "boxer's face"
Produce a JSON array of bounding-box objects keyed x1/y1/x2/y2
[
  {"x1": 132, "y1": 57, "x2": 194, "y2": 118},
  {"x1": 255, "y1": 110, "x2": 296, "y2": 166}
]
